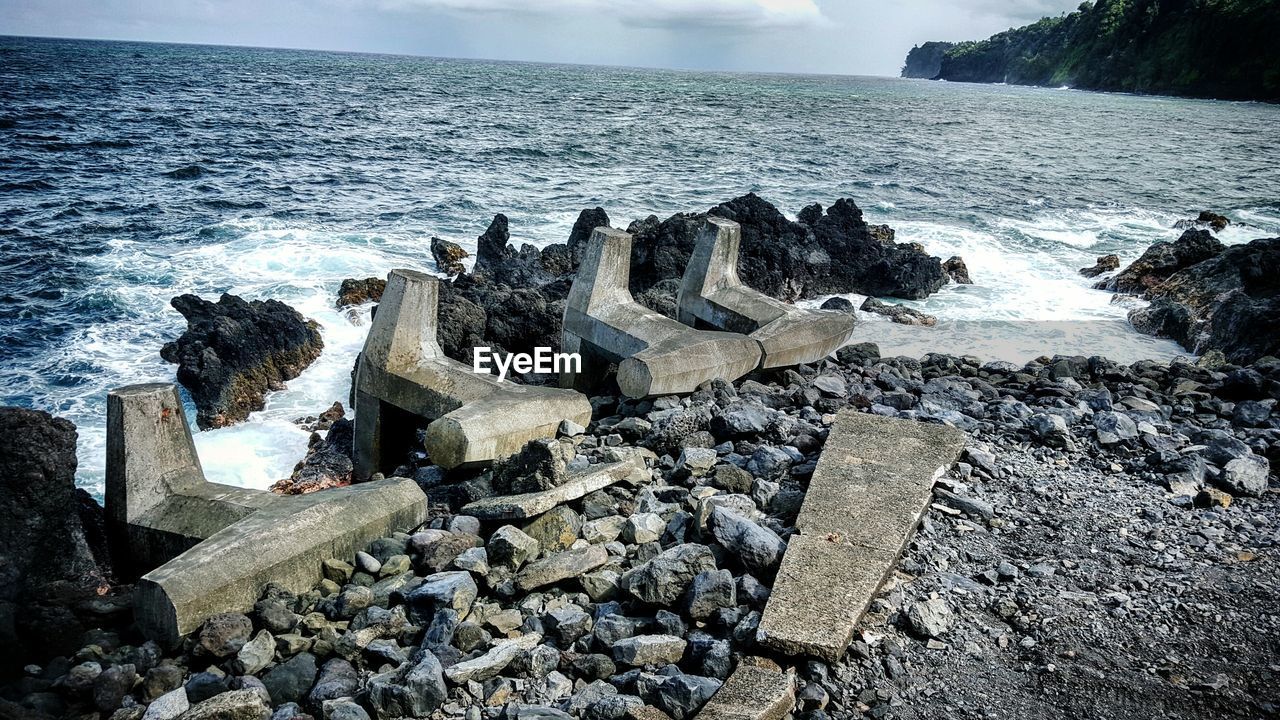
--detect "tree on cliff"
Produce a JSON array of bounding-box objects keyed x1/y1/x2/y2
[{"x1": 914, "y1": 0, "x2": 1280, "y2": 101}]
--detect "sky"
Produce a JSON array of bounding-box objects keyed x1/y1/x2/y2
[{"x1": 0, "y1": 0, "x2": 1082, "y2": 77}]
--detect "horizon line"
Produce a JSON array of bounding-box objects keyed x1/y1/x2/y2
[{"x1": 0, "y1": 32, "x2": 905, "y2": 81}]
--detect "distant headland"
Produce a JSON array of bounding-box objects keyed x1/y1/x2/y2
[{"x1": 902, "y1": 0, "x2": 1280, "y2": 102}]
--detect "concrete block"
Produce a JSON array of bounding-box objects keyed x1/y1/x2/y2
[
  {"x1": 562, "y1": 227, "x2": 761, "y2": 398},
  {"x1": 106, "y1": 384, "x2": 429, "y2": 648},
  {"x1": 678, "y1": 217, "x2": 855, "y2": 369},
  {"x1": 354, "y1": 269, "x2": 591, "y2": 475},
  {"x1": 696, "y1": 661, "x2": 796, "y2": 720},
  {"x1": 756, "y1": 411, "x2": 964, "y2": 661}
]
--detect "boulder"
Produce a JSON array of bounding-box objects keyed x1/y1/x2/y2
[
  {"x1": 160, "y1": 294, "x2": 324, "y2": 429},
  {"x1": 431, "y1": 236, "x2": 469, "y2": 276},
  {"x1": 859, "y1": 297, "x2": 937, "y2": 326},
  {"x1": 621, "y1": 544, "x2": 717, "y2": 605},
  {"x1": 272, "y1": 417, "x2": 354, "y2": 494},
  {"x1": 1079, "y1": 254, "x2": 1120, "y2": 278},
  {"x1": 336, "y1": 278, "x2": 386, "y2": 308},
  {"x1": 1095, "y1": 229, "x2": 1225, "y2": 295},
  {"x1": 1174, "y1": 210, "x2": 1231, "y2": 232},
  {"x1": 0, "y1": 408, "x2": 107, "y2": 672},
  {"x1": 1128, "y1": 237, "x2": 1280, "y2": 364}
]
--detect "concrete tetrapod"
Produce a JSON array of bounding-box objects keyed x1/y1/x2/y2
[
  {"x1": 756, "y1": 411, "x2": 965, "y2": 661},
  {"x1": 562, "y1": 227, "x2": 761, "y2": 398},
  {"x1": 353, "y1": 269, "x2": 591, "y2": 475},
  {"x1": 106, "y1": 383, "x2": 429, "y2": 648},
  {"x1": 678, "y1": 217, "x2": 856, "y2": 369}
]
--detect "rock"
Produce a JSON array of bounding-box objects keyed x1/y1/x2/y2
[
  {"x1": 622, "y1": 544, "x2": 717, "y2": 605},
  {"x1": 271, "y1": 418, "x2": 354, "y2": 494},
  {"x1": 416, "y1": 532, "x2": 484, "y2": 574},
  {"x1": 622, "y1": 513, "x2": 666, "y2": 545},
  {"x1": 1093, "y1": 411, "x2": 1138, "y2": 446},
  {"x1": 683, "y1": 569, "x2": 736, "y2": 620},
  {"x1": 0, "y1": 407, "x2": 107, "y2": 671},
  {"x1": 176, "y1": 690, "x2": 271, "y2": 720},
  {"x1": 611, "y1": 635, "x2": 687, "y2": 667},
  {"x1": 819, "y1": 296, "x2": 855, "y2": 312},
  {"x1": 644, "y1": 674, "x2": 722, "y2": 719},
  {"x1": 522, "y1": 507, "x2": 582, "y2": 553},
  {"x1": 160, "y1": 294, "x2": 324, "y2": 429},
  {"x1": 906, "y1": 598, "x2": 954, "y2": 638},
  {"x1": 308, "y1": 658, "x2": 358, "y2": 707},
  {"x1": 443, "y1": 633, "x2": 542, "y2": 684},
  {"x1": 93, "y1": 663, "x2": 138, "y2": 713},
  {"x1": 1128, "y1": 237, "x2": 1280, "y2": 364},
  {"x1": 1079, "y1": 254, "x2": 1120, "y2": 278},
  {"x1": 492, "y1": 439, "x2": 576, "y2": 494},
  {"x1": 1174, "y1": 210, "x2": 1231, "y2": 232},
  {"x1": 261, "y1": 653, "x2": 317, "y2": 707},
  {"x1": 676, "y1": 448, "x2": 717, "y2": 477},
  {"x1": 431, "y1": 236, "x2": 469, "y2": 275},
  {"x1": 1095, "y1": 229, "x2": 1225, "y2": 295},
  {"x1": 407, "y1": 571, "x2": 478, "y2": 618},
  {"x1": 515, "y1": 545, "x2": 609, "y2": 592},
  {"x1": 488, "y1": 526, "x2": 541, "y2": 570},
  {"x1": 546, "y1": 604, "x2": 593, "y2": 645},
  {"x1": 321, "y1": 699, "x2": 369, "y2": 720},
  {"x1": 859, "y1": 297, "x2": 937, "y2": 326},
  {"x1": 366, "y1": 651, "x2": 447, "y2": 718},
  {"x1": 199, "y1": 613, "x2": 254, "y2": 658},
  {"x1": 1219, "y1": 455, "x2": 1270, "y2": 497},
  {"x1": 336, "y1": 277, "x2": 385, "y2": 308},
  {"x1": 942, "y1": 256, "x2": 972, "y2": 284},
  {"x1": 233, "y1": 630, "x2": 275, "y2": 675},
  {"x1": 1027, "y1": 413, "x2": 1071, "y2": 448},
  {"x1": 709, "y1": 507, "x2": 786, "y2": 572},
  {"x1": 142, "y1": 687, "x2": 189, "y2": 720}
]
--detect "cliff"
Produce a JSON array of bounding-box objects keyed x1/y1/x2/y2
[
  {"x1": 901, "y1": 41, "x2": 955, "y2": 79},
  {"x1": 908, "y1": 0, "x2": 1280, "y2": 102}
]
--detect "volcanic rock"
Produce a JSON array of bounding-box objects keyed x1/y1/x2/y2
[{"x1": 161, "y1": 294, "x2": 324, "y2": 429}]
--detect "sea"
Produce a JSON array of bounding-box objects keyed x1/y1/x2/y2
[{"x1": 2, "y1": 36, "x2": 1278, "y2": 499}]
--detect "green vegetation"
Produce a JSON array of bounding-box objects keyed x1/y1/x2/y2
[{"x1": 925, "y1": 0, "x2": 1280, "y2": 101}]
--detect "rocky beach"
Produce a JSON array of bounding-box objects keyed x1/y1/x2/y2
[{"x1": 1, "y1": 194, "x2": 1277, "y2": 720}]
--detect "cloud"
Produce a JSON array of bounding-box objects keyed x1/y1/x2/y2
[{"x1": 381, "y1": 0, "x2": 827, "y2": 30}]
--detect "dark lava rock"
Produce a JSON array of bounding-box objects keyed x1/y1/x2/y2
[
  {"x1": 942, "y1": 256, "x2": 972, "y2": 284},
  {"x1": 1095, "y1": 229, "x2": 1225, "y2": 295},
  {"x1": 336, "y1": 278, "x2": 386, "y2": 308},
  {"x1": 271, "y1": 417, "x2": 354, "y2": 494},
  {"x1": 860, "y1": 297, "x2": 937, "y2": 326},
  {"x1": 161, "y1": 294, "x2": 324, "y2": 429},
  {"x1": 0, "y1": 407, "x2": 108, "y2": 672},
  {"x1": 1129, "y1": 237, "x2": 1280, "y2": 364},
  {"x1": 1175, "y1": 210, "x2": 1231, "y2": 232},
  {"x1": 1080, "y1": 254, "x2": 1120, "y2": 278},
  {"x1": 431, "y1": 236, "x2": 469, "y2": 276},
  {"x1": 491, "y1": 438, "x2": 575, "y2": 494}
]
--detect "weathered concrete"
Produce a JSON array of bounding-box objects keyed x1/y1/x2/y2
[
  {"x1": 562, "y1": 227, "x2": 761, "y2": 398},
  {"x1": 679, "y1": 217, "x2": 856, "y2": 369},
  {"x1": 462, "y1": 456, "x2": 648, "y2": 520},
  {"x1": 354, "y1": 269, "x2": 591, "y2": 475},
  {"x1": 106, "y1": 384, "x2": 276, "y2": 574},
  {"x1": 106, "y1": 384, "x2": 429, "y2": 647},
  {"x1": 696, "y1": 660, "x2": 796, "y2": 720},
  {"x1": 757, "y1": 411, "x2": 965, "y2": 661}
]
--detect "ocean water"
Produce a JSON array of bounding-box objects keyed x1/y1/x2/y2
[{"x1": 2, "y1": 36, "x2": 1278, "y2": 499}]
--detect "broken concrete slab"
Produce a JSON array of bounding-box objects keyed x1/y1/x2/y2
[
  {"x1": 106, "y1": 383, "x2": 429, "y2": 648},
  {"x1": 562, "y1": 227, "x2": 761, "y2": 398},
  {"x1": 757, "y1": 411, "x2": 964, "y2": 661},
  {"x1": 354, "y1": 269, "x2": 591, "y2": 474},
  {"x1": 678, "y1": 217, "x2": 856, "y2": 369},
  {"x1": 462, "y1": 456, "x2": 649, "y2": 520},
  {"x1": 695, "y1": 660, "x2": 796, "y2": 720}
]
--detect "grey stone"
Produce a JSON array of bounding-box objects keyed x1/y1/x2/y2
[
  {"x1": 623, "y1": 513, "x2": 666, "y2": 544},
  {"x1": 906, "y1": 598, "x2": 954, "y2": 638},
  {"x1": 407, "y1": 571, "x2": 478, "y2": 617},
  {"x1": 621, "y1": 543, "x2": 717, "y2": 606},
  {"x1": 683, "y1": 569, "x2": 736, "y2": 620},
  {"x1": 366, "y1": 651, "x2": 447, "y2": 718},
  {"x1": 1094, "y1": 411, "x2": 1138, "y2": 445},
  {"x1": 515, "y1": 545, "x2": 609, "y2": 592},
  {"x1": 233, "y1": 630, "x2": 275, "y2": 675},
  {"x1": 261, "y1": 653, "x2": 317, "y2": 707},
  {"x1": 488, "y1": 526, "x2": 540, "y2": 570},
  {"x1": 611, "y1": 634, "x2": 687, "y2": 666},
  {"x1": 1220, "y1": 455, "x2": 1270, "y2": 497},
  {"x1": 199, "y1": 614, "x2": 253, "y2": 658},
  {"x1": 443, "y1": 633, "x2": 542, "y2": 684},
  {"x1": 175, "y1": 690, "x2": 270, "y2": 720},
  {"x1": 142, "y1": 687, "x2": 189, "y2": 720},
  {"x1": 709, "y1": 507, "x2": 786, "y2": 572}
]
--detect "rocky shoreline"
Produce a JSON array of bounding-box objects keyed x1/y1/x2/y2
[{"x1": 1, "y1": 199, "x2": 1278, "y2": 720}]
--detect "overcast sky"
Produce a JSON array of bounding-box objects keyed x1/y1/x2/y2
[{"x1": 0, "y1": 0, "x2": 1081, "y2": 76}]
